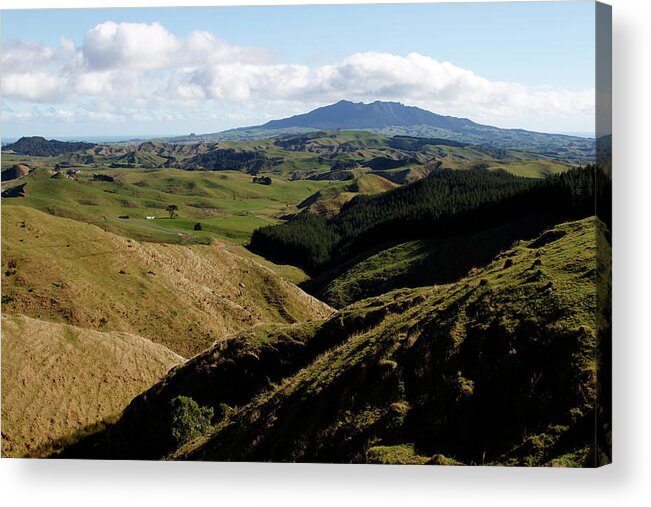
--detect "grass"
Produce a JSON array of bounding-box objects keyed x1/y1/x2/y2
[
  {"x1": 313, "y1": 214, "x2": 558, "y2": 307},
  {"x1": 2, "y1": 165, "x2": 348, "y2": 245},
  {"x1": 1, "y1": 314, "x2": 184, "y2": 458},
  {"x1": 1, "y1": 205, "x2": 333, "y2": 358},
  {"x1": 367, "y1": 444, "x2": 430, "y2": 464},
  {"x1": 2, "y1": 132, "x2": 579, "y2": 249},
  {"x1": 68, "y1": 217, "x2": 600, "y2": 466}
]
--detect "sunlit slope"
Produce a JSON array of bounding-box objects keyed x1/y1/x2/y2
[
  {"x1": 65, "y1": 218, "x2": 600, "y2": 466},
  {"x1": 298, "y1": 174, "x2": 399, "y2": 218},
  {"x1": 2, "y1": 167, "x2": 347, "y2": 245},
  {"x1": 2, "y1": 205, "x2": 333, "y2": 357},
  {"x1": 1, "y1": 314, "x2": 184, "y2": 458}
]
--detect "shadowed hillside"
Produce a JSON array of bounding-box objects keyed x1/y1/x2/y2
[
  {"x1": 1, "y1": 164, "x2": 31, "y2": 181},
  {"x1": 311, "y1": 214, "x2": 554, "y2": 307},
  {"x1": 62, "y1": 218, "x2": 601, "y2": 466},
  {"x1": 250, "y1": 167, "x2": 595, "y2": 274}
]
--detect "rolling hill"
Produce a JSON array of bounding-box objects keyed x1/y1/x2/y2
[
  {"x1": 2, "y1": 205, "x2": 333, "y2": 358},
  {"x1": 1, "y1": 314, "x2": 184, "y2": 458},
  {"x1": 1, "y1": 110, "x2": 605, "y2": 466},
  {"x1": 0, "y1": 165, "x2": 352, "y2": 246},
  {"x1": 1, "y1": 164, "x2": 31, "y2": 181},
  {"x1": 62, "y1": 217, "x2": 603, "y2": 466},
  {"x1": 249, "y1": 167, "x2": 595, "y2": 274},
  {"x1": 310, "y1": 214, "x2": 555, "y2": 307}
]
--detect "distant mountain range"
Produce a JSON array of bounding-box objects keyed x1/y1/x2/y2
[
  {"x1": 161, "y1": 100, "x2": 595, "y2": 163},
  {"x1": 2, "y1": 101, "x2": 596, "y2": 164}
]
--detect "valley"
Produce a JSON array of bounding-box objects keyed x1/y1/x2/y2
[{"x1": 1, "y1": 100, "x2": 608, "y2": 465}]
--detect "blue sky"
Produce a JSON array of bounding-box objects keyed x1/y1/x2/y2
[{"x1": 1, "y1": 2, "x2": 596, "y2": 138}]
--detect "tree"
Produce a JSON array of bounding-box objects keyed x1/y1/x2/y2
[
  {"x1": 169, "y1": 396, "x2": 214, "y2": 445},
  {"x1": 194, "y1": 222, "x2": 202, "y2": 231},
  {"x1": 166, "y1": 204, "x2": 178, "y2": 218}
]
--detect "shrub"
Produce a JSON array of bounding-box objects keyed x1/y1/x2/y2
[
  {"x1": 170, "y1": 396, "x2": 214, "y2": 445},
  {"x1": 252, "y1": 175, "x2": 272, "y2": 185},
  {"x1": 92, "y1": 173, "x2": 115, "y2": 182}
]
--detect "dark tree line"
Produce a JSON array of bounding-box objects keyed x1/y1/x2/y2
[
  {"x1": 249, "y1": 166, "x2": 596, "y2": 274},
  {"x1": 3, "y1": 136, "x2": 96, "y2": 156},
  {"x1": 362, "y1": 156, "x2": 421, "y2": 171},
  {"x1": 387, "y1": 136, "x2": 468, "y2": 151}
]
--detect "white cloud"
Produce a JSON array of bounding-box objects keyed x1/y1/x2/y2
[
  {"x1": 301, "y1": 52, "x2": 595, "y2": 124},
  {"x1": 81, "y1": 21, "x2": 268, "y2": 71},
  {"x1": 1, "y1": 21, "x2": 594, "y2": 132},
  {"x1": 2, "y1": 72, "x2": 69, "y2": 102},
  {"x1": 83, "y1": 21, "x2": 178, "y2": 70}
]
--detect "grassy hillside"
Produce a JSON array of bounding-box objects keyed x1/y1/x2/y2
[
  {"x1": 3, "y1": 131, "x2": 576, "y2": 184},
  {"x1": 1, "y1": 166, "x2": 349, "y2": 245},
  {"x1": 2, "y1": 205, "x2": 332, "y2": 357},
  {"x1": 298, "y1": 174, "x2": 399, "y2": 218},
  {"x1": 63, "y1": 218, "x2": 601, "y2": 466},
  {"x1": 312, "y1": 214, "x2": 555, "y2": 307},
  {"x1": 1, "y1": 314, "x2": 183, "y2": 458}
]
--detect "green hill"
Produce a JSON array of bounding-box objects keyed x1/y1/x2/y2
[
  {"x1": 61, "y1": 218, "x2": 603, "y2": 466},
  {"x1": 4, "y1": 130, "x2": 576, "y2": 184},
  {"x1": 111, "y1": 151, "x2": 169, "y2": 168},
  {"x1": 311, "y1": 214, "x2": 554, "y2": 307},
  {"x1": 297, "y1": 174, "x2": 399, "y2": 218},
  {"x1": 1, "y1": 166, "x2": 349, "y2": 246},
  {"x1": 2, "y1": 205, "x2": 332, "y2": 358}
]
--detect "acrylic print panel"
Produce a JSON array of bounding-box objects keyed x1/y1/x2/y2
[{"x1": 0, "y1": 1, "x2": 611, "y2": 466}]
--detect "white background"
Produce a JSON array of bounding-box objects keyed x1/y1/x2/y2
[{"x1": 1, "y1": 0, "x2": 649, "y2": 505}]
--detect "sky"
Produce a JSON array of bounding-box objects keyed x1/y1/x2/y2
[{"x1": 1, "y1": 1, "x2": 596, "y2": 139}]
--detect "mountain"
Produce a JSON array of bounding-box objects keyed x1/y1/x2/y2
[
  {"x1": 164, "y1": 101, "x2": 595, "y2": 163},
  {"x1": 261, "y1": 100, "x2": 477, "y2": 131},
  {"x1": 61, "y1": 217, "x2": 604, "y2": 466}
]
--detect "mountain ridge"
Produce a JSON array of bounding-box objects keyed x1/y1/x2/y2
[
  {"x1": 261, "y1": 100, "x2": 479, "y2": 131},
  {"x1": 160, "y1": 100, "x2": 595, "y2": 162}
]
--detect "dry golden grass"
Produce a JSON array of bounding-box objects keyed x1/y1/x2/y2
[
  {"x1": 1, "y1": 314, "x2": 184, "y2": 458},
  {"x1": 2, "y1": 205, "x2": 333, "y2": 357},
  {"x1": 354, "y1": 173, "x2": 399, "y2": 193}
]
